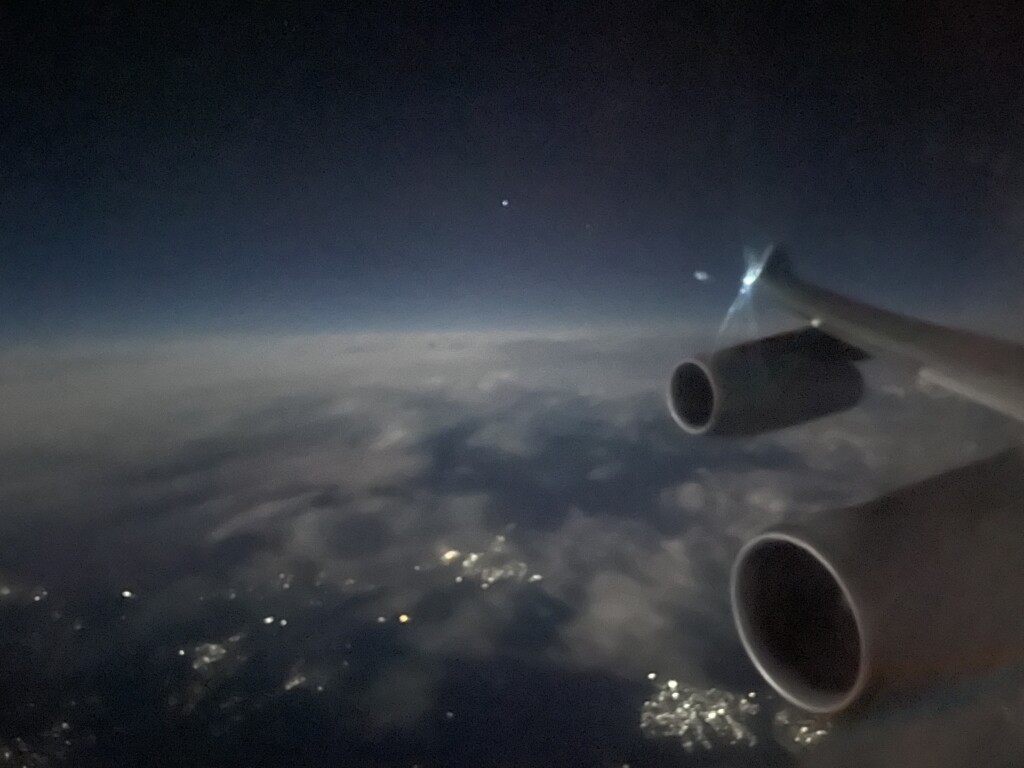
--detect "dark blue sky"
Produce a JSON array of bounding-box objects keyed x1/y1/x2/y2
[{"x1": 2, "y1": 1, "x2": 1023, "y2": 339}]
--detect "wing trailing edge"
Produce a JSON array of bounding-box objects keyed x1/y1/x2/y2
[{"x1": 757, "y1": 246, "x2": 1024, "y2": 424}]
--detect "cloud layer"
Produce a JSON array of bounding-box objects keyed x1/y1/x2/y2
[{"x1": 0, "y1": 329, "x2": 1019, "y2": 767}]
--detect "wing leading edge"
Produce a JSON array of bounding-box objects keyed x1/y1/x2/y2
[{"x1": 757, "y1": 246, "x2": 1024, "y2": 424}]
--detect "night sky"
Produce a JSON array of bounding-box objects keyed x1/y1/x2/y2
[{"x1": 3, "y1": 1, "x2": 1024, "y2": 339}]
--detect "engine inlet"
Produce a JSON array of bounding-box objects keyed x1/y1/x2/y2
[
  {"x1": 668, "y1": 360, "x2": 716, "y2": 434},
  {"x1": 732, "y1": 534, "x2": 866, "y2": 713}
]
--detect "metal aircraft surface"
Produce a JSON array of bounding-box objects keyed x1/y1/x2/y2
[{"x1": 668, "y1": 246, "x2": 1024, "y2": 714}]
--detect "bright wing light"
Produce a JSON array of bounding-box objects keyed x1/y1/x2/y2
[{"x1": 717, "y1": 245, "x2": 773, "y2": 340}]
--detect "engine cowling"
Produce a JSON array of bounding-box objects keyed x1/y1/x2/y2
[
  {"x1": 667, "y1": 327, "x2": 866, "y2": 435},
  {"x1": 731, "y1": 449, "x2": 1024, "y2": 714}
]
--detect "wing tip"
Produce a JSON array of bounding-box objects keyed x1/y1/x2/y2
[{"x1": 761, "y1": 244, "x2": 795, "y2": 282}]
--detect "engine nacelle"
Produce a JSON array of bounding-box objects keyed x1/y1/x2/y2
[
  {"x1": 731, "y1": 449, "x2": 1024, "y2": 714},
  {"x1": 667, "y1": 328, "x2": 866, "y2": 435}
]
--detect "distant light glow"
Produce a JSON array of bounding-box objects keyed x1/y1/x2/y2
[
  {"x1": 191, "y1": 642, "x2": 227, "y2": 672},
  {"x1": 694, "y1": 270, "x2": 710, "y2": 282},
  {"x1": 773, "y1": 707, "x2": 832, "y2": 749},
  {"x1": 441, "y1": 549, "x2": 461, "y2": 564},
  {"x1": 449, "y1": 534, "x2": 536, "y2": 588},
  {"x1": 640, "y1": 676, "x2": 761, "y2": 753},
  {"x1": 501, "y1": 199, "x2": 509, "y2": 207},
  {"x1": 283, "y1": 673, "x2": 307, "y2": 691}
]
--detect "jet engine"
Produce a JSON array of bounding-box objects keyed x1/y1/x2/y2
[
  {"x1": 667, "y1": 327, "x2": 866, "y2": 435},
  {"x1": 731, "y1": 449, "x2": 1024, "y2": 714}
]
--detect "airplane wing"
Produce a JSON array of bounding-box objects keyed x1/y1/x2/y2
[
  {"x1": 670, "y1": 248, "x2": 1024, "y2": 716},
  {"x1": 756, "y1": 246, "x2": 1024, "y2": 424}
]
